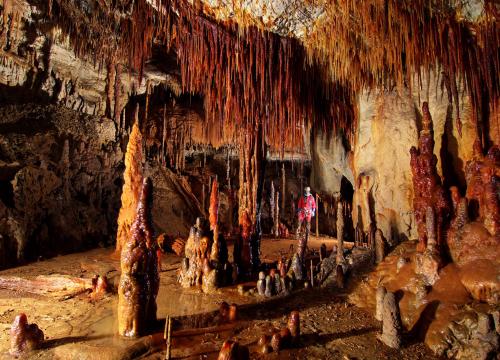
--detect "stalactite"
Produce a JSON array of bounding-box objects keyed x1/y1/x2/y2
[
  {"x1": 46, "y1": 0, "x2": 498, "y2": 153},
  {"x1": 116, "y1": 105, "x2": 143, "y2": 254}
]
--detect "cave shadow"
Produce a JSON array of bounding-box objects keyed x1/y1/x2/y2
[
  {"x1": 300, "y1": 325, "x2": 378, "y2": 347},
  {"x1": 440, "y1": 104, "x2": 465, "y2": 191},
  {"x1": 405, "y1": 300, "x2": 441, "y2": 346},
  {"x1": 40, "y1": 334, "x2": 112, "y2": 349}
]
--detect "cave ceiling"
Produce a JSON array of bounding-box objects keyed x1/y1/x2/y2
[{"x1": 0, "y1": 0, "x2": 498, "y2": 152}]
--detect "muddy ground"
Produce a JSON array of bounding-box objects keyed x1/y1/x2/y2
[{"x1": 0, "y1": 237, "x2": 437, "y2": 359}]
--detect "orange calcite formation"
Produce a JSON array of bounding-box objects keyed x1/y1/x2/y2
[
  {"x1": 410, "y1": 102, "x2": 450, "y2": 253},
  {"x1": 90, "y1": 275, "x2": 109, "y2": 301},
  {"x1": 118, "y1": 178, "x2": 159, "y2": 337},
  {"x1": 9, "y1": 314, "x2": 44, "y2": 356},
  {"x1": 234, "y1": 210, "x2": 252, "y2": 273},
  {"x1": 116, "y1": 107, "x2": 143, "y2": 254},
  {"x1": 209, "y1": 177, "x2": 219, "y2": 261},
  {"x1": 447, "y1": 145, "x2": 500, "y2": 268}
]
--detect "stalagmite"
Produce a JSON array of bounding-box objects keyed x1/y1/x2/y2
[
  {"x1": 375, "y1": 286, "x2": 387, "y2": 321},
  {"x1": 116, "y1": 105, "x2": 143, "y2": 254},
  {"x1": 374, "y1": 229, "x2": 386, "y2": 264},
  {"x1": 265, "y1": 275, "x2": 273, "y2": 297},
  {"x1": 217, "y1": 340, "x2": 249, "y2": 360},
  {"x1": 288, "y1": 311, "x2": 300, "y2": 346},
  {"x1": 335, "y1": 264, "x2": 344, "y2": 289},
  {"x1": 410, "y1": 102, "x2": 450, "y2": 253},
  {"x1": 9, "y1": 314, "x2": 44, "y2": 356},
  {"x1": 274, "y1": 192, "x2": 280, "y2": 238},
  {"x1": 271, "y1": 332, "x2": 282, "y2": 352},
  {"x1": 209, "y1": 178, "x2": 219, "y2": 261},
  {"x1": 270, "y1": 181, "x2": 275, "y2": 229},
  {"x1": 378, "y1": 291, "x2": 403, "y2": 349},
  {"x1": 415, "y1": 206, "x2": 441, "y2": 285},
  {"x1": 281, "y1": 163, "x2": 285, "y2": 212},
  {"x1": 118, "y1": 178, "x2": 158, "y2": 337},
  {"x1": 336, "y1": 201, "x2": 345, "y2": 264}
]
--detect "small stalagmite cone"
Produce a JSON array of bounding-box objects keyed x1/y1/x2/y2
[
  {"x1": 271, "y1": 332, "x2": 282, "y2": 352},
  {"x1": 219, "y1": 302, "x2": 230, "y2": 322},
  {"x1": 336, "y1": 264, "x2": 345, "y2": 289},
  {"x1": 217, "y1": 340, "x2": 248, "y2": 360},
  {"x1": 287, "y1": 311, "x2": 300, "y2": 345},
  {"x1": 280, "y1": 327, "x2": 291, "y2": 347},
  {"x1": 258, "y1": 334, "x2": 270, "y2": 347},
  {"x1": 279, "y1": 259, "x2": 287, "y2": 278},
  {"x1": 375, "y1": 286, "x2": 387, "y2": 321},
  {"x1": 257, "y1": 271, "x2": 266, "y2": 296},
  {"x1": 378, "y1": 291, "x2": 403, "y2": 349},
  {"x1": 229, "y1": 304, "x2": 238, "y2": 322},
  {"x1": 265, "y1": 275, "x2": 273, "y2": 297}
]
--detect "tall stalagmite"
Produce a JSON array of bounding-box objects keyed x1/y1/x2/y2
[
  {"x1": 410, "y1": 102, "x2": 450, "y2": 253},
  {"x1": 209, "y1": 177, "x2": 219, "y2": 261},
  {"x1": 118, "y1": 177, "x2": 158, "y2": 337},
  {"x1": 116, "y1": 106, "x2": 143, "y2": 253}
]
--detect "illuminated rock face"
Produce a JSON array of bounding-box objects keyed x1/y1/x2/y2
[{"x1": 118, "y1": 178, "x2": 159, "y2": 337}]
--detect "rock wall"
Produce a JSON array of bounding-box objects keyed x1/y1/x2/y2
[{"x1": 0, "y1": 104, "x2": 123, "y2": 267}]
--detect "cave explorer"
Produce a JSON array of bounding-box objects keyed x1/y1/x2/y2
[{"x1": 296, "y1": 186, "x2": 316, "y2": 260}]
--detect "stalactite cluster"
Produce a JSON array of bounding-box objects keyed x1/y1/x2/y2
[
  {"x1": 46, "y1": 0, "x2": 356, "y2": 152},
  {"x1": 169, "y1": 1, "x2": 356, "y2": 151},
  {"x1": 305, "y1": 0, "x2": 499, "y2": 147}
]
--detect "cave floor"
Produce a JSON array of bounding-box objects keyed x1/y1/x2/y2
[{"x1": 0, "y1": 236, "x2": 437, "y2": 360}]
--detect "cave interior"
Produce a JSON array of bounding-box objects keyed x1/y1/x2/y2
[{"x1": 0, "y1": 0, "x2": 499, "y2": 359}]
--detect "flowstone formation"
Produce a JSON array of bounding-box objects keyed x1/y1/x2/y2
[{"x1": 118, "y1": 177, "x2": 159, "y2": 337}]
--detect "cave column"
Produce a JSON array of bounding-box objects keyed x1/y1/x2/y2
[{"x1": 237, "y1": 123, "x2": 266, "y2": 272}]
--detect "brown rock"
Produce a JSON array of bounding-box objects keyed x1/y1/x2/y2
[{"x1": 458, "y1": 260, "x2": 499, "y2": 304}]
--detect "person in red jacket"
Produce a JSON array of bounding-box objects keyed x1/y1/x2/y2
[{"x1": 296, "y1": 186, "x2": 316, "y2": 260}]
